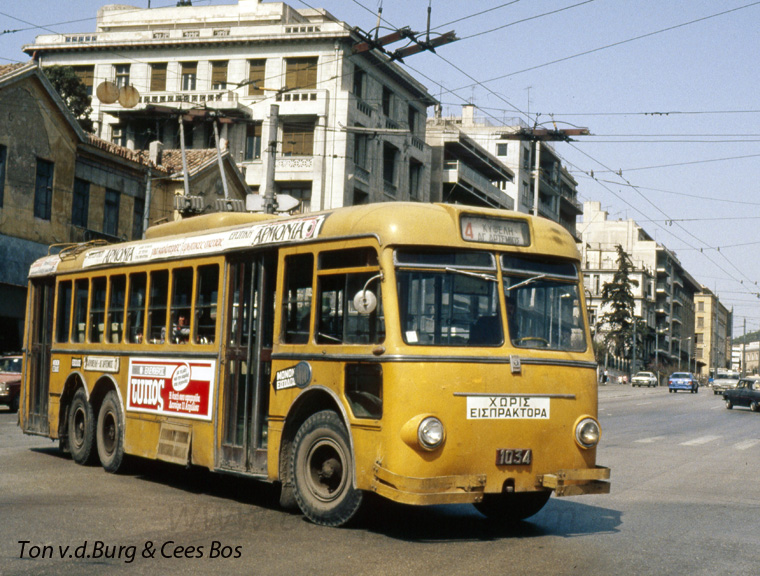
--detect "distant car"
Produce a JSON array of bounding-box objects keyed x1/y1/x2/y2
[
  {"x1": 711, "y1": 372, "x2": 741, "y2": 395},
  {"x1": 0, "y1": 355, "x2": 22, "y2": 413},
  {"x1": 668, "y1": 372, "x2": 698, "y2": 394},
  {"x1": 724, "y1": 376, "x2": 760, "y2": 412},
  {"x1": 631, "y1": 371, "x2": 658, "y2": 387}
]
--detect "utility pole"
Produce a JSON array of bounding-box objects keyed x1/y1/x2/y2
[
  {"x1": 261, "y1": 104, "x2": 279, "y2": 215},
  {"x1": 497, "y1": 127, "x2": 589, "y2": 216}
]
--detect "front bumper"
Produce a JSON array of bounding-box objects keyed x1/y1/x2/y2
[{"x1": 371, "y1": 463, "x2": 610, "y2": 505}]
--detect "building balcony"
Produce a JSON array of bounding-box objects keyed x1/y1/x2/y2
[
  {"x1": 273, "y1": 89, "x2": 328, "y2": 116},
  {"x1": 137, "y1": 89, "x2": 242, "y2": 111},
  {"x1": 443, "y1": 160, "x2": 513, "y2": 210}
]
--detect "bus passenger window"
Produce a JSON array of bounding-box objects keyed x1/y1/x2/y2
[
  {"x1": 147, "y1": 270, "x2": 168, "y2": 344},
  {"x1": 108, "y1": 275, "x2": 126, "y2": 343},
  {"x1": 317, "y1": 273, "x2": 384, "y2": 345},
  {"x1": 89, "y1": 277, "x2": 107, "y2": 343},
  {"x1": 73, "y1": 279, "x2": 88, "y2": 343},
  {"x1": 195, "y1": 265, "x2": 219, "y2": 344},
  {"x1": 282, "y1": 254, "x2": 313, "y2": 344},
  {"x1": 126, "y1": 273, "x2": 146, "y2": 343},
  {"x1": 170, "y1": 268, "x2": 193, "y2": 344},
  {"x1": 56, "y1": 280, "x2": 72, "y2": 343}
]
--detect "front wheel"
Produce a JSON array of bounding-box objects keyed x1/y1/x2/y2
[
  {"x1": 68, "y1": 388, "x2": 96, "y2": 465},
  {"x1": 726, "y1": 398, "x2": 733, "y2": 409},
  {"x1": 96, "y1": 390, "x2": 125, "y2": 473},
  {"x1": 474, "y1": 491, "x2": 551, "y2": 522},
  {"x1": 292, "y1": 411, "x2": 363, "y2": 526}
]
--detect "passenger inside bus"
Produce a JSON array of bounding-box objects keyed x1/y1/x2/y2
[{"x1": 172, "y1": 314, "x2": 190, "y2": 344}]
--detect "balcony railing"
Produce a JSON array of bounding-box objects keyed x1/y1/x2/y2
[{"x1": 139, "y1": 90, "x2": 239, "y2": 106}]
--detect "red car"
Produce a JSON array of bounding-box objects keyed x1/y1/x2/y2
[{"x1": 0, "y1": 355, "x2": 22, "y2": 413}]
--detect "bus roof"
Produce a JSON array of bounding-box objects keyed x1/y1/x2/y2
[{"x1": 29, "y1": 202, "x2": 580, "y2": 277}]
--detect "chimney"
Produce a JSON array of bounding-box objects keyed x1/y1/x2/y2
[
  {"x1": 149, "y1": 141, "x2": 164, "y2": 165},
  {"x1": 462, "y1": 104, "x2": 475, "y2": 125}
]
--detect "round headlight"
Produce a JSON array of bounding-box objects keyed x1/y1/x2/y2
[
  {"x1": 417, "y1": 416, "x2": 444, "y2": 450},
  {"x1": 575, "y1": 417, "x2": 600, "y2": 448}
]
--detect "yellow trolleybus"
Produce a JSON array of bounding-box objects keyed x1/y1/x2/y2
[{"x1": 21, "y1": 202, "x2": 609, "y2": 526}]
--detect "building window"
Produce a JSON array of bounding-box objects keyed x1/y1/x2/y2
[
  {"x1": 697, "y1": 316, "x2": 704, "y2": 329},
  {"x1": 382, "y1": 86, "x2": 393, "y2": 117},
  {"x1": 698, "y1": 301, "x2": 704, "y2": 312},
  {"x1": 114, "y1": 64, "x2": 130, "y2": 88},
  {"x1": 150, "y1": 63, "x2": 167, "y2": 91},
  {"x1": 247, "y1": 59, "x2": 266, "y2": 96},
  {"x1": 520, "y1": 181, "x2": 531, "y2": 207},
  {"x1": 285, "y1": 57, "x2": 318, "y2": 90},
  {"x1": 244, "y1": 122, "x2": 262, "y2": 160},
  {"x1": 409, "y1": 159, "x2": 422, "y2": 200},
  {"x1": 112, "y1": 125, "x2": 127, "y2": 147},
  {"x1": 0, "y1": 144, "x2": 6, "y2": 208},
  {"x1": 132, "y1": 197, "x2": 144, "y2": 240},
  {"x1": 353, "y1": 128, "x2": 368, "y2": 169},
  {"x1": 497, "y1": 143, "x2": 508, "y2": 157},
  {"x1": 34, "y1": 158, "x2": 54, "y2": 220},
  {"x1": 279, "y1": 183, "x2": 311, "y2": 213},
  {"x1": 383, "y1": 142, "x2": 398, "y2": 187},
  {"x1": 181, "y1": 62, "x2": 197, "y2": 91},
  {"x1": 282, "y1": 122, "x2": 314, "y2": 156},
  {"x1": 211, "y1": 61, "x2": 228, "y2": 90},
  {"x1": 407, "y1": 105, "x2": 417, "y2": 134},
  {"x1": 72, "y1": 65, "x2": 94, "y2": 97},
  {"x1": 71, "y1": 178, "x2": 90, "y2": 228},
  {"x1": 353, "y1": 67, "x2": 365, "y2": 98},
  {"x1": 104, "y1": 188, "x2": 120, "y2": 236}
]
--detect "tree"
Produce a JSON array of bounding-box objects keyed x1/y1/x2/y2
[
  {"x1": 42, "y1": 65, "x2": 93, "y2": 131},
  {"x1": 600, "y1": 245, "x2": 639, "y2": 360}
]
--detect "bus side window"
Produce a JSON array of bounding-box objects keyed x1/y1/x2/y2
[
  {"x1": 89, "y1": 277, "x2": 107, "y2": 343},
  {"x1": 195, "y1": 264, "x2": 219, "y2": 345},
  {"x1": 282, "y1": 253, "x2": 313, "y2": 344},
  {"x1": 126, "y1": 273, "x2": 146, "y2": 343},
  {"x1": 73, "y1": 279, "x2": 89, "y2": 343},
  {"x1": 317, "y1": 272, "x2": 384, "y2": 345},
  {"x1": 56, "y1": 280, "x2": 72, "y2": 343},
  {"x1": 147, "y1": 270, "x2": 169, "y2": 344},
  {"x1": 108, "y1": 275, "x2": 126, "y2": 344},
  {"x1": 170, "y1": 267, "x2": 193, "y2": 344}
]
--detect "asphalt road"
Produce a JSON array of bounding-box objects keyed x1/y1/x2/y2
[{"x1": 1, "y1": 385, "x2": 758, "y2": 576}]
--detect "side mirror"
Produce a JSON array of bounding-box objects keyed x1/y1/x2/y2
[{"x1": 353, "y1": 290, "x2": 377, "y2": 314}]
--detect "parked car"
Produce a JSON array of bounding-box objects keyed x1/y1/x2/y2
[
  {"x1": 0, "y1": 355, "x2": 22, "y2": 413},
  {"x1": 724, "y1": 376, "x2": 760, "y2": 412},
  {"x1": 668, "y1": 372, "x2": 698, "y2": 394},
  {"x1": 631, "y1": 371, "x2": 658, "y2": 387},
  {"x1": 711, "y1": 371, "x2": 741, "y2": 395}
]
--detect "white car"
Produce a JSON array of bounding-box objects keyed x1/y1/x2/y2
[{"x1": 631, "y1": 371, "x2": 658, "y2": 387}]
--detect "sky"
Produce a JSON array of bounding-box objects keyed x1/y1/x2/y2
[{"x1": 2, "y1": 0, "x2": 760, "y2": 334}]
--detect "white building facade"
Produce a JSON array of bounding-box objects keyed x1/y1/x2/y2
[{"x1": 24, "y1": 0, "x2": 436, "y2": 212}]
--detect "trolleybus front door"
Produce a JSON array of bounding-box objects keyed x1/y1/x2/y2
[
  {"x1": 24, "y1": 279, "x2": 54, "y2": 435},
  {"x1": 219, "y1": 254, "x2": 275, "y2": 475}
]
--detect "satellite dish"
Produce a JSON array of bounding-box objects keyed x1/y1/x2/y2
[
  {"x1": 96, "y1": 81, "x2": 119, "y2": 104},
  {"x1": 118, "y1": 85, "x2": 140, "y2": 108}
]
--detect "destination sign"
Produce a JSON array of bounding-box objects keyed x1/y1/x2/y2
[{"x1": 460, "y1": 215, "x2": 530, "y2": 247}]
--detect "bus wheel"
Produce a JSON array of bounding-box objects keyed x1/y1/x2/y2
[
  {"x1": 292, "y1": 411, "x2": 363, "y2": 527},
  {"x1": 474, "y1": 491, "x2": 551, "y2": 522},
  {"x1": 96, "y1": 391, "x2": 125, "y2": 473},
  {"x1": 68, "y1": 388, "x2": 95, "y2": 465}
]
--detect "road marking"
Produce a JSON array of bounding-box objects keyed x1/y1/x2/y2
[
  {"x1": 635, "y1": 436, "x2": 666, "y2": 444},
  {"x1": 680, "y1": 435, "x2": 721, "y2": 446},
  {"x1": 734, "y1": 439, "x2": 760, "y2": 451},
  {"x1": 636, "y1": 402, "x2": 652, "y2": 406}
]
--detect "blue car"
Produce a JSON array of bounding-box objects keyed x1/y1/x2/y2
[{"x1": 668, "y1": 372, "x2": 698, "y2": 394}]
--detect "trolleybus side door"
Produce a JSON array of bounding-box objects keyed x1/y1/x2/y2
[
  {"x1": 24, "y1": 279, "x2": 54, "y2": 435},
  {"x1": 219, "y1": 253, "x2": 276, "y2": 474}
]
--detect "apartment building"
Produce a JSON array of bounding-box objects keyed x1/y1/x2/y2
[
  {"x1": 426, "y1": 105, "x2": 582, "y2": 237},
  {"x1": 23, "y1": 0, "x2": 436, "y2": 212},
  {"x1": 578, "y1": 201, "x2": 702, "y2": 373},
  {"x1": 694, "y1": 289, "x2": 732, "y2": 377}
]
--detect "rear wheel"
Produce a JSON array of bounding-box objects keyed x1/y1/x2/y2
[
  {"x1": 750, "y1": 401, "x2": 759, "y2": 413},
  {"x1": 96, "y1": 391, "x2": 125, "y2": 473},
  {"x1": 67, "y1": 389, "x2": 95, "y2": 465},
  {"x1": 292, "y1": 411, "x2": 363, "y2": 526},
  {"x1": 474, "y1": 491, "x2": 551, "y2": 522}
]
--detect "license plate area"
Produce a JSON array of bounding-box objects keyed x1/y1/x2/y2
[{"x1": 496, "y1": 448, "x2": 532, "y2": 466}]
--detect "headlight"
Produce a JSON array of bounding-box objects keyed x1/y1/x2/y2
[
  {"x1": 0, "y1": 383, "x2": 7, "y2": 394},
  {"x1": 575, "y1": 417, "x2": 601, "y2": 449},
  {"x1": 417, "y1": 416, "x2": 444, "y2": 450}
]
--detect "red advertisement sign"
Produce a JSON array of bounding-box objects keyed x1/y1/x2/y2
[{"x1": 127, "y1": 358, "x2": 216, "y2": 421}]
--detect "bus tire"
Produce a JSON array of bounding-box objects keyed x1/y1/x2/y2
[
  {"x1": 292, "y1": 410, "x2": 362, "y2": 527},
  {"x1": 474, "y1": 491, "x2": 551, "y2": 522},
  {"x1": 96, "y1": 390, "x2": 125, "y2": 473},
  {"x1": 68, "y1": 388, "x2": 96, "y2": 465}
]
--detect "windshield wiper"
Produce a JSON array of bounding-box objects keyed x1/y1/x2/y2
[
  {"x1": 506, "y1": 273, "x2": 547, "y2": 291},
  {"x1": 444, "y1": 267, "x2": 497, "y2": 282}
]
